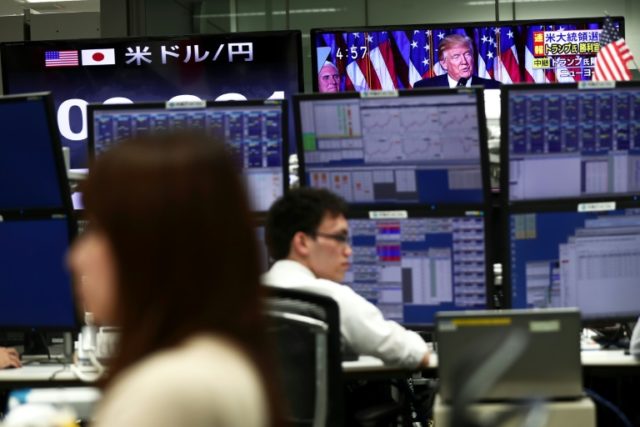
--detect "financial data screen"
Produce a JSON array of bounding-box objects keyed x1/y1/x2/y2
[
  {"x1": 508, "y1": 86, "x2": 640, "y2": 201},
  {"x1": 509, "y1": 208, "x2": 640, "y2": 320},
  {"x1": 0, "y1": 218, "x2": 76, "y2": 329},
  {"x1": 298, "y1": 92, "x2": 485, "y2": 205},
  {"x1": 345, "y1": 214, "x2": 487, "y2": 326},
  {"x1": 0, "y1": 96, "x2": 64, "y2": 211},
  {"x1": 91, "y1": 104, "x2": 285, "y2": 212}
]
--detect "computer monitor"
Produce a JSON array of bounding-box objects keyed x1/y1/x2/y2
[
  {"x1": 506, "y1": 201, "x2": 640, "y2": 322},
  {"x1": 502, "y1": 82, "x2": 640, "y2": 203},
  {"x1": 0, "y1": 215, "x2": 78, "y2": 330},
  {"x1": 88, "y1": 100, "x2": 287, "y2": 213},
  {"x1": 0, "y1": 92, "x2": 71, "y2": 212},
  {"x1": 295, "y1": 88, "x2": 489, "y2": 207},
  {"x1": 344, "y1": 208, "x2": 490, "y2": 327},
  {"x1": 1, "y1": 30, "x2": 303, "y2": 169},
  {"x1": 311, "y1": 17, "x2": 623, "y2": 92}
]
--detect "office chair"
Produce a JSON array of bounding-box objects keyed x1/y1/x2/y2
[{"x1": 265, "y1": 288, "x2": 345, "y2": 427}]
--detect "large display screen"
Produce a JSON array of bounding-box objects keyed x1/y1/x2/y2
[
  {"x1": 504, "y1": 83, "x2": 640, "y2": 202},
  {"x1": 345, "y1": 210, "x2": 488, "y2": 326},
  {"x1": 311, "y1": 17, "x2": 623, "y2": 92},
  {"x1": 1, "y1": 30, "x2": 302, "y2": 169},
  {"x1": 89, "y1": 101, "x2": 287, "y2": 212},
  {"x1": 296, "y1": 89, "x2": 488, "y2": 206},
  {"x1": 508, "y1": 205, "x2": 640, "y2": 321}
]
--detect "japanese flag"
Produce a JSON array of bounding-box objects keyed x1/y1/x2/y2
[{"x1": 81, "y1": 48, "x2": 115, "y2": 66}]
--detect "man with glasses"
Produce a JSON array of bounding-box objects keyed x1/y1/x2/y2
[
  {"x1": 262, "y1": 188, "x2": 429, "y2": 368},
  {"x1": 413, "y1": 34, "x2": 500, "y2": 89}
]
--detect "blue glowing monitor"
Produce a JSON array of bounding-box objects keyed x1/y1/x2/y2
[
  {"x1": 345, "y1": 209, "x2": 489, "y2": 327},
  {"x1": 295, "y1": 89, "x2": 489, "y2": 206},
  {"x1": 507, "y1": 204, "x2": 640, "y2": 321},
  {"x1": 504, "y1": 82, "x2": 640, "y2": 202},
  {"x1": 88, "y1": 100, "x2": 287, "y2": 213},
  {"x1": 0, "y1": 93, "x2": 68, "y2": 211},
  {"x1": 0, "y1": 217, "x2": 78, "y2": 330}
]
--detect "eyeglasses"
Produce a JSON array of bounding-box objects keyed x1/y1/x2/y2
[{"x1": 313, "y1": 232, "x2": 350, "y2": 245}]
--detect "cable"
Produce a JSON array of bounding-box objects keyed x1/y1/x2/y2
[
  {"x1": 70, "y1": 347, "x2": 106, "y2": 383},
  {"x1": 585, "y1": 388, "x2": 633, "y2": 427}
]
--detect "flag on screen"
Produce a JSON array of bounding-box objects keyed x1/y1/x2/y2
[
  {"x1": 44, "y1": 50, "x2": 79, "y2": 67},
  {"x1": 81, "y1": 48, "x2": 116, "y2": 66},
  {"x1": 593, "y1": 17, "x2": 634, "y2": 81},
  {"x1": 476, "y1": 27, "x2": 497, "y2": 80},
  {"x1": 496, "y1": 27, "x2": 521, "y2": 83}
]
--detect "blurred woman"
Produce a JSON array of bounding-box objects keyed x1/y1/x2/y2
[{"x1": 68, "y1": 132, "x2": 282, "y2": 427}]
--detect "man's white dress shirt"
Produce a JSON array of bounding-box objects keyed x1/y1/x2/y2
[{"x1": 262, "y1": 260, "x2": 428, "y2": 368}]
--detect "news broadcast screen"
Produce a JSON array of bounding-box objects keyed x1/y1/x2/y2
[
  {"x1": 311, "y1": 17, "x2": 623, "y2": 92},
  {"x1": 1, "y1": 30, "x2": 302, "y2": 169}
]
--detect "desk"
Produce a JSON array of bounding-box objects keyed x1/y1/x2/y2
[
  {"x1": 0, "y1": 364, "x2": 82, "y2": 390},
  {"x1": 343, "y1": 349, "x2": 640, "y2": 379}
]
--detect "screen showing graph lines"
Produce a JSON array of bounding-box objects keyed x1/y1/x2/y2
[{"x1": 297, "y1": 91, "x2": 485, "y2": 205}]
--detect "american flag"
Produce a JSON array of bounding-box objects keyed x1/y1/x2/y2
[
  {"x1": 45, "y1": 50, "x2": 79, "y2": 67},
  {"x1": 495, "y1": 27, "x2": 521, "y2": 83},
  {"x1": 593, "y1": 17, "x2": 634, "y2": 81}
]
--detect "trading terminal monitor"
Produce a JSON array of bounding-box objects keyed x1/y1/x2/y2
[
  {"x1": 344, "y1": 208, "x2": 490, "y2": 327},
  {"x1": 506, "y1": 201, "x2": 640, "y2": 322},
  {"x1": 0, "y1": 92, "x2": 71, "y2": 212},
  {"x1": 88, "y1": 100, "x2": 288, "y2": 213},
  {"x1": 502, "y1": 82, "x2": 640, "y2": 203},
  {"x1": 295, "y1": 88, "x2": 490, "y2": 207},
  {"x1": 0, "y1": 215, "x2": 78, "y2": 330}
]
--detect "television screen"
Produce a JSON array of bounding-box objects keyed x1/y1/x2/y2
[
  {"x1": 0, "y1": 93, "x2": 68, "y2": 211},
  {"x1": 1, "y1": 30, "x2": 303, "y2": 169},
  {"x1": 311, "y1": 17, "x2": 623, "y2": 92},
  {"x1": 345, "y1": 209, "x2": 489, "y2": 327},
  {"x1": 295, "y1": 88, "x2": 489, "y2": 206},
  {"x1": 89, "y1": 100, "x2": 287, "y2": 212},
  {"x1": 503, "y1": 82, "x2": 640, "y2": 202},
  {"x1": 507, "y1": 203, "x2": 640, "y2": 321},
  {"x1": 0, "y1": 217, "x2": 77, "y2": 330}
]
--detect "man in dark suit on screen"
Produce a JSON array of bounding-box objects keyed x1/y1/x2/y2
[{"x1": 414, "y1": 34, "x2": 501, "y2": 89}]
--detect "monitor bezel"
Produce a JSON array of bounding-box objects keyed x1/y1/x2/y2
[
  {"x1": 86, "y1": 99, "x2": 290, "y2": 215},
  {"x1": 344, "y1": 205, "x2": 494, "y2": 331},
  {"x1": 500, "y1": 80, "x2": 640, "y2": 207},
  {"x1": 310, "y1": 16, "x2": 625, "y2": 92},
  {"x1": 502, "y1": 197, "x2": 640, "y2": 324},
  {"x1": 293, "y1": 87, "x2": 492, "y2": 211}
]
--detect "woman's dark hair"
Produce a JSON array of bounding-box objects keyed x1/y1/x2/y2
[
  {"x1": 82, "y1": 132, "x2": 282, "y2": 425},
  {"x1": 265, "y1": 187, "x2": 348, "y2": 260}
]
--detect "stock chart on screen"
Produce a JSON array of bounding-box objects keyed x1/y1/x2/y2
[
  {"x1": 296, "y1": 90, "x2": 487, "y2": 206},
  {"x1": 90, "y1": 101, "x2": 286, "y2": 212},
  {"x1": 344, "y1": 211, "x2": 488, "y2": 326},
  {"x1": 508, "y1": 206, "x2": 640, "y2": 321},
  {"x1": 505, "y1": 84, "x2": 640, "y2": 202}
]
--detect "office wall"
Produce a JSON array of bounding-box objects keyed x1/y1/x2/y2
[{"x1": 30, "y1": 13, "x2": 100, "y2": 41}]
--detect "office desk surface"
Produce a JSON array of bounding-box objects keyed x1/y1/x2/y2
[
  {"x1": 0, "y1": 364, "x2": 83, "y2": 389},
  {"x1": 343, "y1": 349, "x2": 640, "y2": 378}
]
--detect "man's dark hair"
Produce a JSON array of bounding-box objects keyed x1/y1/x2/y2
[{"x1": 266, "y1": 188, "x2": 348, "y2": 260}]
